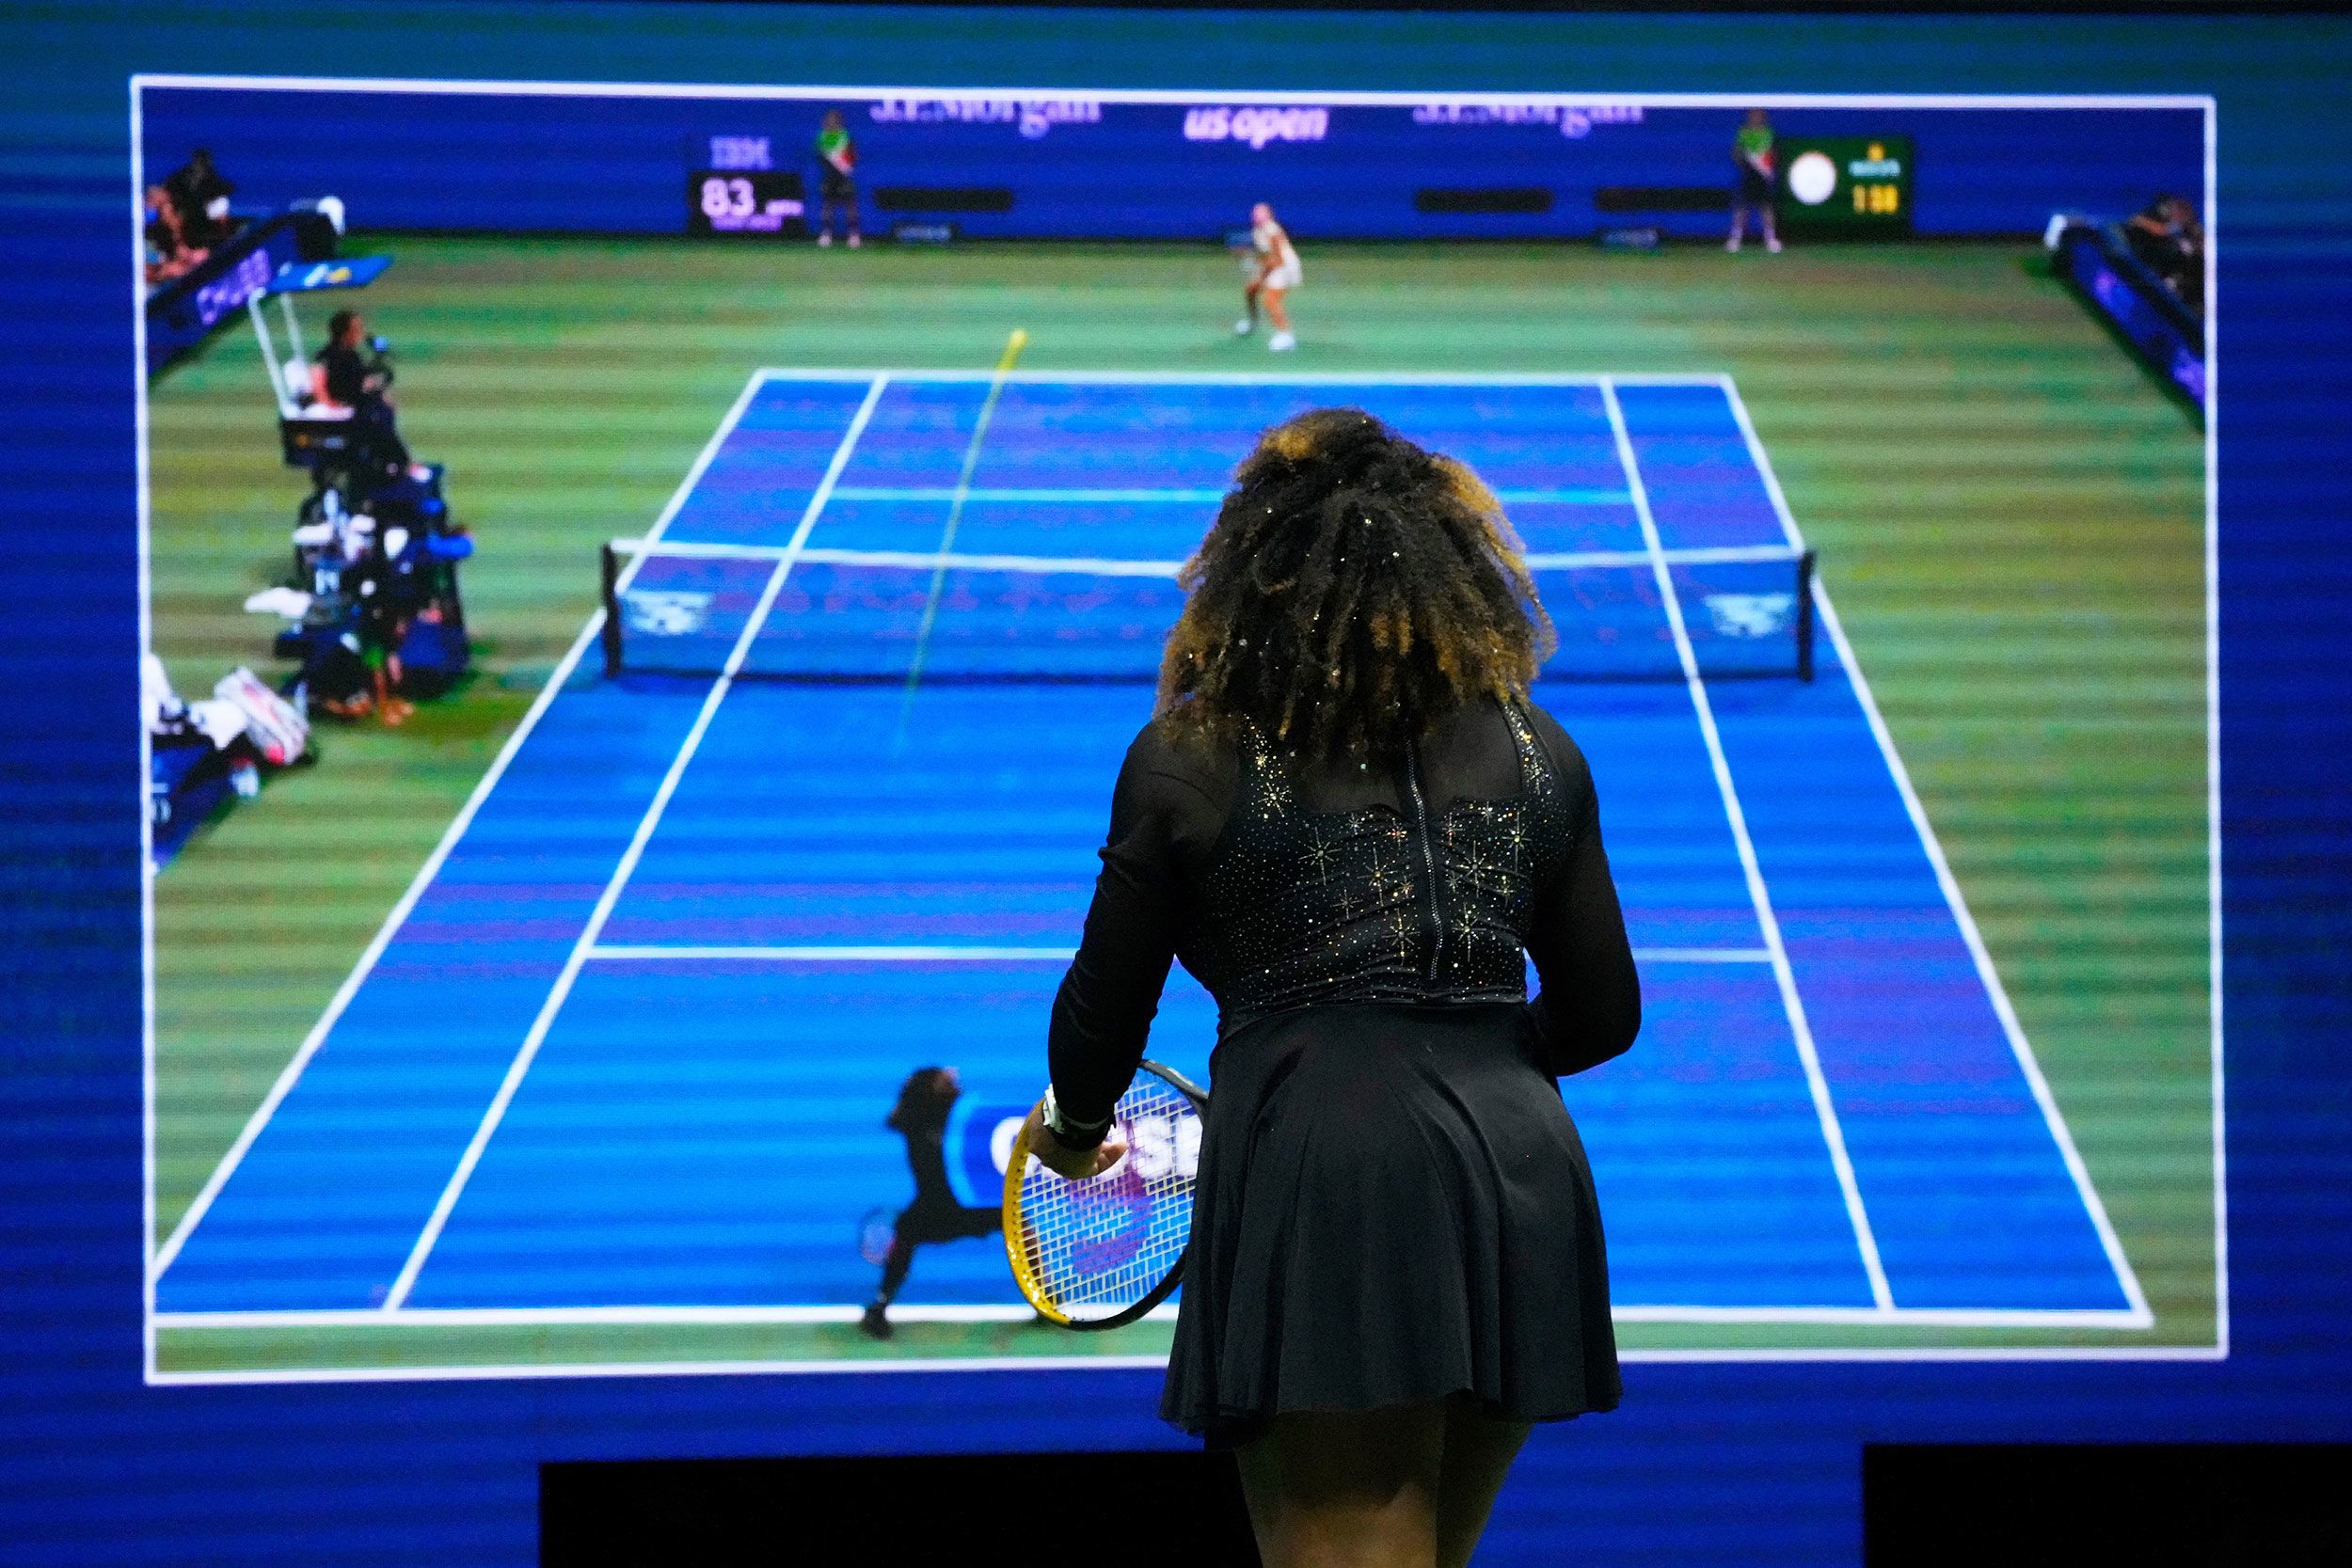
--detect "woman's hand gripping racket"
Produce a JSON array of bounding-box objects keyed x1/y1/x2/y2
[{"x1": 1004, "y1": 1061, "x2": 1209, "y2": 1331}]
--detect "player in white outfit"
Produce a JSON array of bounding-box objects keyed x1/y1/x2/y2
[{"x1": 1235, "y1": 202, "x2": 1301, "y2": 352}]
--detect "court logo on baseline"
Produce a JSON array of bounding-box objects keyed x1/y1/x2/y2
[
  {"x1": 1704, "y1": 593, "x2": 1795, "y2": 639},
  {"x1": 624, "y1": 589, "x2": 714, "y2": 637}
]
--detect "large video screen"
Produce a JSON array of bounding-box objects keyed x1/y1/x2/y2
[
  {"x1": 21, "y1": 0, "x2": 2352, "y2": 1555},
  {"x1": 137, "y1": 77, "x2": 2217, "y2": 1390}
]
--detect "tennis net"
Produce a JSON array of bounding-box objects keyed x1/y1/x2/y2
[{"x1": 598, "y1": 537, "x2": 1818, "y2": 687}]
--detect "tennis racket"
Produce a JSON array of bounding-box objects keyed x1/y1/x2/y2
[{"x1": 1003, "y1": 1060, "x2": 1209, "y2": 1331}]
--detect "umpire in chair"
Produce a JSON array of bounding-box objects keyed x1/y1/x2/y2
[{"x1": 310, "y1": 309, "x2": 421, "y2": 486}]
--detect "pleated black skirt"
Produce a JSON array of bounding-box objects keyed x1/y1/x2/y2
[{"x1": 1161, "y1": 1001, "x2": 1621, "y2": 1446}]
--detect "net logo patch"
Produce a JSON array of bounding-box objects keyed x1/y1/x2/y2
[
  {"x1": 1705, "y1": 593, "x2": 1796, "y2": 639},
  {"x1": 623, "y1": 590, "x2": 712, "y2": 636}
]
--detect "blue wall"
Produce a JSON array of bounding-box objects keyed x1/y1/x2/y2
[
  {"x1": 140, "y1": 87, "x2": 2203, "y2": 240},
  {"x1": 8, "y1": 5, "x2": 2351, "y2": 1566}
]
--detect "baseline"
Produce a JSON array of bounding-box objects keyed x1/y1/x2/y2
[
  {"x1": 152, "y1": 1299, "x2": 2143, "y2": 1332},
  {"x1": 580, "y1": 942, "x2": 1774, "y2": 965}
]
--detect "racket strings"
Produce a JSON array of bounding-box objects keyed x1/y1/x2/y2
[{"x1": 1015, "y1": 1077, "x2": 1202, "y2": 1321}]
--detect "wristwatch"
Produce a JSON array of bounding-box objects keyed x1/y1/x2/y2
[{"x1": 1041, "y1": 1085, "x2": 1110, "y2": 1149}]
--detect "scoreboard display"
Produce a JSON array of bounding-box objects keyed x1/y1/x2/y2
[
  {"x1": 687, "y1": 168, "x2": 807, "y2": 236},
  {"x1": 686, "y1": 135, "x2": 807, "y2": 236},
  {"x1": 1776, "y1": 135, "x2": 1915, "y2": 234}
]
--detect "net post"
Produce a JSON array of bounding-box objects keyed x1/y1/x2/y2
[
  {"x1": 599, "y1": 542, "x2": 624, "y2": 677},
  {"x1": 1795, "y1": 548, "x2": 1819, "y2": 683}
]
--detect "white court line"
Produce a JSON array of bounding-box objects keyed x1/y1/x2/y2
[
  {"x1": 759, "y1": 366, "x2": 1739, "y2": 386},
  {"x1": 161, "y1": 1305, "x2": 1170, "y2": 1328},
  {"x1": 827, "y1": 484, "x2": 1627, "y2": 506},
  {"x1": 834, "y1": 485, "x2": 1228, "y2": 504},
  {"x1": 815, "y1": 546, "x2": 1172, "y2": 578},
  {"x1": 148, "y1": 367, "x2": 781, "y2": 1288},
  {"x1": 1616, "y1": 1305, "x2": 2149, "y2": 1327},
  {"x1": 583, "y1": 942, "x2": 1774, "y2": 965},
  {"x1": 612, "y1": 539, "x2": 1797, "y2": 576},
  {"x1": 591, "y1": 943, "x2": 1080, "y2": 962},
  {"x1": 379, "y1": 375, "x2": 890, "y2": 1311},
  {"x1": 1602, "y1": 377, "x2": 1896, "y2": 1314},
  {"x1": 615, "y1": 538, "x2": 1184, "y2": 576},
  {"x1": 144, "y1": 1355, "x2": 1178, "y2": 1387},
  {"x1": 1527, "y1": 546, "x2": 1798, "y2": 569},
  {"x1": 1717, "y1": 375, "x2": 2156, "y2": 1329},
  {"x1": 142, "y1": 1338, "x2": 2227, "y2": 1388},
  {"x1": 154, "y1": 1300, "x2": 2141, "y2": 1332}
]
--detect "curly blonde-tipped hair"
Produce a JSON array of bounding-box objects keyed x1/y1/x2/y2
[{"x1": 1156, "y1": 407, "x2": 1554, "y2": 763}]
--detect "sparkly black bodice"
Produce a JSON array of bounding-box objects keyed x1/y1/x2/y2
[
  {"x1": 1186, "y1": 703, "x2": 1575, "y2": 1025},
  {"x1": 1046, "y1": 696, "x2": 1640, "y2": 1133}
]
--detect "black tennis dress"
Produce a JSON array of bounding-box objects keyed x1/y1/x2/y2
[{"x1": 1046, "y1": 695, "x2": 1641, "y2": 1444}]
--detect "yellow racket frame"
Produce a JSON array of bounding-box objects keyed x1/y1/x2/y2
[
  {"x1": 1003, "y1": 1059, "x2": 1207, "y2": 1331},
  {"x1": 1002, "y1": 1101, "x2": 1075, "y2": 1326}
]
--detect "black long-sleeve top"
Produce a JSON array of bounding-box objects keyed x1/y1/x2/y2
[{"x1": 1048, "y1": 696, "x2": 1640, "y2": 1137}]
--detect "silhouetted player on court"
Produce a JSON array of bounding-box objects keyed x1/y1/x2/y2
[{"x1": 860, "y1": 1066, "x2": 1002, "y2": 1338}]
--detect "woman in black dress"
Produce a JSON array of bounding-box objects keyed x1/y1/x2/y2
[{"x1": 1021, "y1": 408, "x2": 1641, "y2": 1568}]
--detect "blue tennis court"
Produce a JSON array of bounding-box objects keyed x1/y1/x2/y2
[{"x1": 152, "y1": 371, "x2": 2148, "y2": 1347}]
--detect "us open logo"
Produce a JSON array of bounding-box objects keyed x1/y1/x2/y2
[
  {"x1": 1184, "y1": 106, "x2": 1331, "y2": 149},
  {"x1": 955, "y1": 1101, "x2": 1202, "y2": 1207}
]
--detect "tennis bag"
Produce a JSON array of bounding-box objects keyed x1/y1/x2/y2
[{"x1": 212, "y1": 667, "x2": 310, "y2": 767}]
